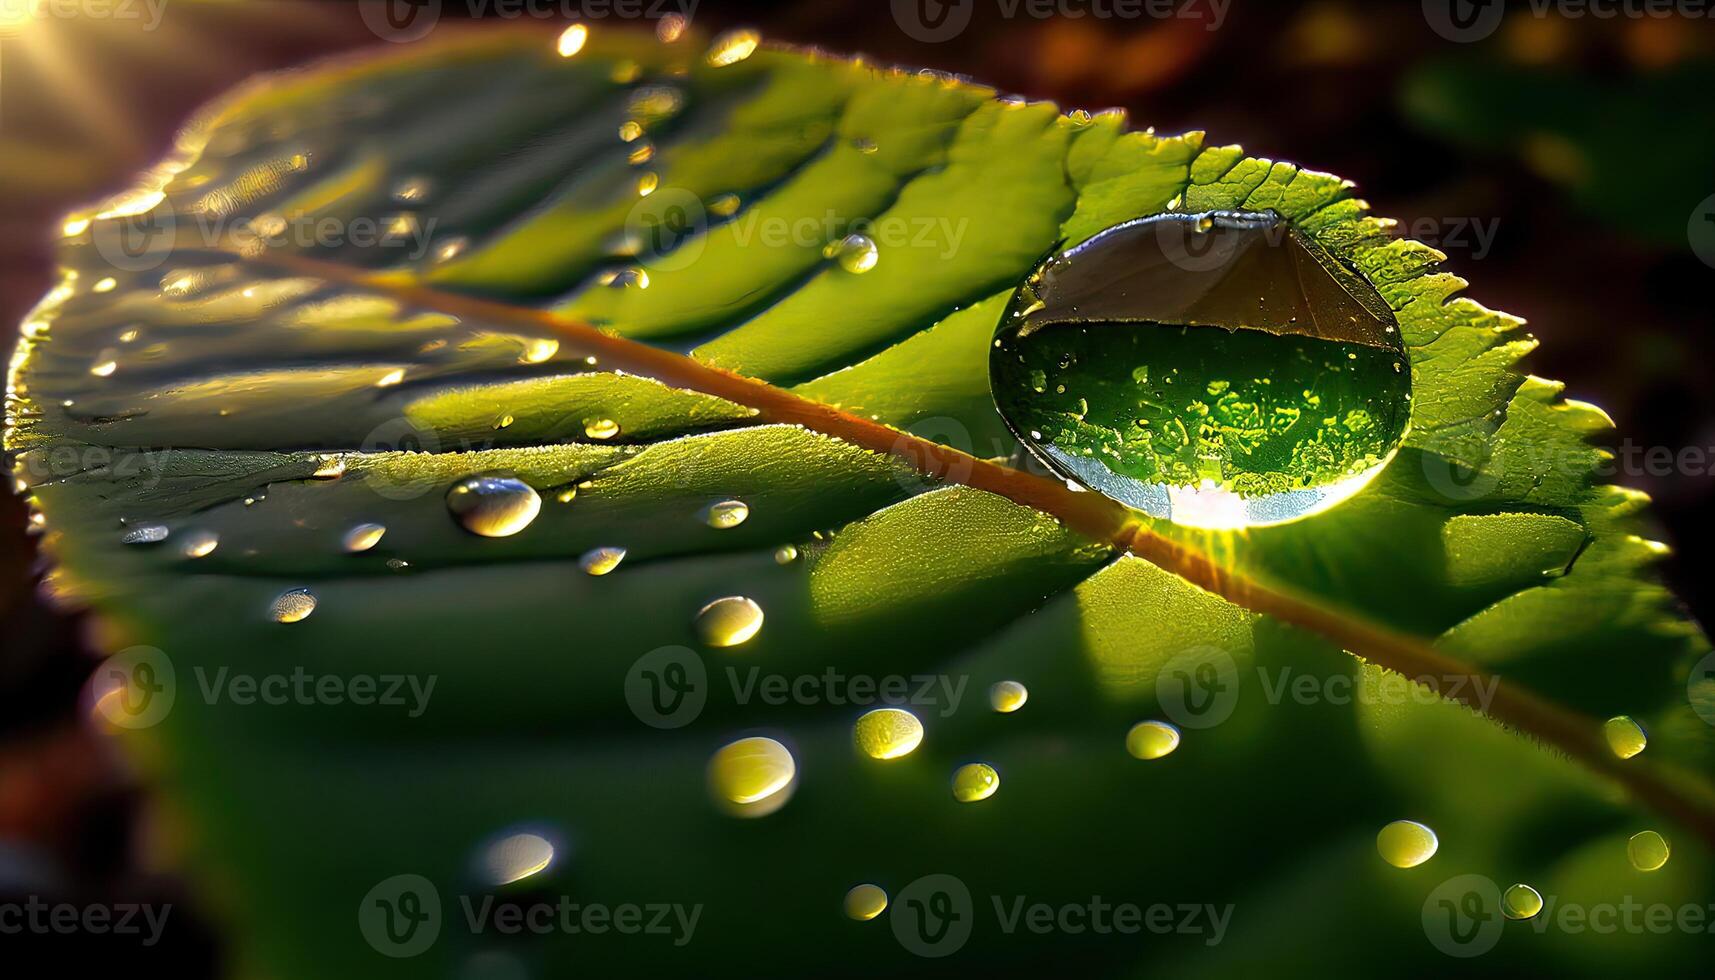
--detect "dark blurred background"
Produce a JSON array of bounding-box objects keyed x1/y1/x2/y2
[{"x1": 1, "y1": 0, "x2": 1712, "y2": 971}]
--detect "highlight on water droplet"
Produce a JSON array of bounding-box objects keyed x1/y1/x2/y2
[
  {"x1": 578, "y1": 546, "x2": 627, "y2": 576},
  {"x1": 120, "y1": 524, "x2": 169, "y2": 546},
  {"x1": 951, "y1": 763, "x2": 1000, "y2": 803},
  {"x1": 656, "y1": 12, "x2": 689, "y2": 42},
  {"x1": 989, "y1": 680, "x2": 1029, "y2": 713},
  {"x1": 269, "y1": 587, "x2": 317, "y2": 624},
  {"x1": 446, "y1": 474, "x2": 542, "y2": 538},
  {"x1": 823, "y1": 233, "x2": 878, "y2": 274},
  {"x1": 312, "y1": 456, "x2": 346, "y2": 479},
  {"x1": 179, "y1": 529, "x2": 219, "y2": 559},
  {"x1": 583, "y1": 417, "x2": 621, "y2": 440},
  {"x1": 522, "y1": 338, "x2": 559, "y2": 364},
  {"x1": 1502, "y1": 883, "x2": 1544, "y2": 920},
  {"x1": 772, "y1": 544, "x2": 798, "y2": 564},
  {"x1": 479, "y1": 830, "x2": 557, "y2": 886},
  {"x1": 92, "y1": 277, "x2": 118, "y2": 294},
  {"x1": 556, "y1": 23, "x2": 589, "y2": 57},
  {"x1": 1603, "y1": 714, "x2": 1647, "y2": 759},
  {"x1": 706, "y1": 28, "x2": 760, "y2": 67},
  {"x1": 702, "y1": 499, "x2": 750, "y2": 529},
  {"x1": 343, "y1": 523, "x2": 386, "y2": 554},
  {"x1": 853, "y1": 708, "x2": 924, "y2": 760},
  {"x1": 709, "y1": 735, "x2": 795, "y2": 817},
  {"x1": 1627, "y1": 830, "x2": 1670, "y2": 872},
  {"x1": 990, "y1": 210, "x2": 1412, "y2": 529},
  {"x1": 1376, "y1": 820, "x2": 1439, "y2": 868},
  {"x1": 1125, "y1": 720, "x2": 1181, "y2": 760},
  {"x1": 90, "y1": 351, "x2": 119, "y2": 377},
  {"x1": 694, "y1": 596, "x2": 764, "y2": 648},
  {"x1": 844, "y1": 884, "x2": 888, "y2": 921}
]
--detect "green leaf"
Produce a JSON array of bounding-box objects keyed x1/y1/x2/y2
[{"x1": 8, "y1": 27, "x2": 1710, "y2": 978}]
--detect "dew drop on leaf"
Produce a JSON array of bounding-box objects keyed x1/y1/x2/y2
[
  {"x1": 1627, "y1": 830, "x2": 1670, "y2": 871},
  {"x1": 694, "y1": 596, "x2": 764, "y2": 647},
  {"x1": 709, "y1": 736, "x2": 795, "y2": 817},
  {"x1": 990, "y1": 210, "x2": 1411, "y2": 528},
  {"x1": 583, "y1": 417, "x2": 621, "y2": 440},
  {"x1": 853, "y1": 708, "x2": 924, "y2": 760},
  {"x1": 478, "y1": 831, "x2": 557, "y2": 886},
  {"x1": 1602, "y1": 714, "x2": 1647, "y2": 759},
  {"x1": 772, "y1": 544, "x2": 798, "y2": 564},
  {"x1": 1502, "y1": 883, "x2": 1544, "y2": 920},
  {"x1": 446, "y1": 474, "x2": 541, "y2": 538},
  {"x1": 342, "y1": 523, "x2": 386, "y2": 554},
  {"x1": 706, "y1": 29, "x2": 760, "y2": 67},
  {"x1": 269, "y1": 587, "x2": 317, "y2": 624},
  {"x1": 578, "y1": 546, "x2": 626, "y2": 576},
  {"x1": 823, "y1": 233, "x2": 878, "y2": 274},
  {"x1": 844, "y1": 884, "x2": 888, "y2": 921},
  {"x1": 951, "y1": 763, "x2": 1000, "y2": 803},
  {"x1": 989, "y1": 680, "x2": 1029, "y2": 713},
  {"x1": 702, "y1": 499, "x2": 750, "y2": 529},
  {"x1": 120, "y1": 524, "x2": 168, "y2": 546},
  {"x1": 1125, "y1": 720, "x2": 1180, "y2": 760},
  {"x1": 1376, "y1": 820, "x2": 1438, "y2": 868},
  {"x1": 179, "y1": 529, "x2": 219, "y2": 559}
]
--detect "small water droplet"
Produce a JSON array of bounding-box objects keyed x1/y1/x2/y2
[
  {"x1": 480, "y1": 831, "x2": 557, "y2": 885},
  {"x1": 619, "y1": 120, "x2": 644, "y2": 142},
  {"x1": 702, "y1": 499, "x2": 750, "y2": 529},
  {"x1": 385, "y1": 558, "x2": 411, "y2": 571},
  {"x1": 844, "y1": 884, "x2": 888, "y2": 921},
  {"x1": 1502, "y1": 883, "x2": 1544, "y2": 920},
  {"x1": 952, "y1": 763, "x2": 1000, "y2": 803},
  {"x1": 694, "y1": 596, "x2": 764, "y2": 647},
  {"x1": 707, "y1": 29, "x2": 760, "y2": 67},
  {"x1": 1376, "y1": 820, "x2": 1438, "y2": 868},
  {"x1": 392, "y1": 176, "x2": 431, "y2": 203},
  {"x1": 522, "y1": 338, "x2": 559, "y2": 364},
  {"x1": 823, "y1": 233, "x2": 878, "y2": 274},
  {"x1": 121, "y1": 524, "x2": 168, "y2": 546},
  {"x1": 90, "y1": 351, "x2": 119, "y2": 377},
  {"x1": 556, "y1": 487, "x2": 578, "y2": 504},
  {"x1": 989, "y1": 680, "x2": 1029, "y2": 713},
  {"x1": 602, "y1": 267, "x2": 649, "y2": 289},
  {"x1": 343, "y1": 523, "x2": 386, "y2": 553},
  {"x1": 772, "y1": 544, "x2": 798, "y2": 564},
  {"x1": 1627, "y1": 830, "x2": 1670, "y2": 872},
  {"x1": 493, "y1": 414, "x2": 515, "y2": 430},
  {"x1": 179, "y1": 529, "x2": 219, "y2": 558},
  {"x1": 656, "y1": 13, "x2": 689, "y2": 42},
  {"x1": 312, "y1": 456, "x2": 346, "y2": 479},
  {"x1": 578, "y1": 546, "x2": 627, "y2": 576},
  {"x1": 556, "y1": 23, "x2": 589, "y2": 58},
  {"x1": 584, "y1": 417, "x2": 621, "y2": 440},
  {"x1": 375, "y1": 368, "x2": 406, "y2": 387},
  {"x1": 708, "y1": 193, "x2": 741, "y2": 217},
  {"x1": 635, "y1": 171, "x2": 659, "y2": 197},
  {"x1": 446, "y1": 474, "x2": 542, "y2": 538},
  {"x1": 709, "y1": 736, "x2": 795, "y2": 817},
  {"x1": 853, "y1": 708, "x2": 924, "y2": 760},
  {"x1": 269, "y1": 587, "x2": 317, "y2": 624},
  {"x1": 627, "y1": 141, "x2": 656, "y2": 165},
  {"x1": 92, "y1": 276, "x2": 118, "y2": 294},
  {"x1": 852, "y1": 137, "x2": 878, "y2": 154},
  {"x1": 433, "y1": 237, "x2": 469, "y2": 263},
  {"x1": 1125, "y1": 720, "x2": 1180, "y2": 760},
  {"x1": 1603, "y1": 714, "x2": 1647, "y2": 759}
]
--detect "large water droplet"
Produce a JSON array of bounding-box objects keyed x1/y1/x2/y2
[
  {"x1": 446, "y1": 474, "x2": 541, "y2": 538},
  {"x1": 120, "y1": 524, "x2": 169, "y2": 546},
  {"x1": 702, "y1": 499, "x2": 750, "y2": 529},
  {"x1": 951, "y1": 763, "x2": 1000, "y2": 803},
  {"x1": 1603, "y1": 714, "x2": 1647, "y2": 759},
  {"x1": 1376, "y1": 819, "x2": 1438, "y2": 868},
  {"x1": 853, "y1": 708, "x2": 924, "y2": 760},
  {"x1": 478, "y1": 830, "x2": 557, "y2": 886},
  {"x1": 694, "y1": 596, "x2": 764, "y2": 647},
  {"x1": 844, "y1": 883, "x2": 888, "y2": 921},
  {"x1": 583, "y1": 417, "x2": 621, "y2": 440},
  {"x1": 269, "y1": 587, "x2": 317, "y2": 624},
  {"x1": 709, "y1": 736, "x2": 795, "y2": 817},
  {"x1": 1627, "y1": 830, "x2": 1670, "y2": 871},
  {"x1": 990, "y1": 680, "x2": 1029, "y2": 713},
  {"x1": 578, "y1": 546, "x2": 627, "y2": 576},
  {"x1": 1502, "y1": 883, "x2": 1544, "y2": 920},
  {"x1": 179, "y1": 529, "x2": 219, "y2": 558},
  {"x1": 706, "y1": 29, "x2": 760, "y2": 67},
  {"x1": 990, "y1": 210, "x2": 1411, "y2": 528},
  {"x1": 823, "y1": 233, "x2": 878, "y2": 274},
  {"x1": 1125, "y1": 719, "x2": 1180, "y2": 760},
  {"x1": 343, "y1": 523, "x2": 386, "y2": 553}
]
